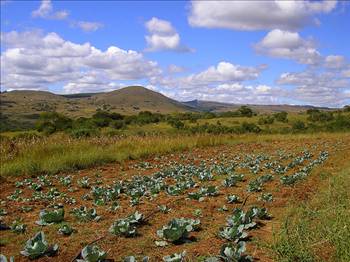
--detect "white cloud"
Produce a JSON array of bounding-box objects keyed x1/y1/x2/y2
[
  {"x1": 168, "y1": 64, "x2": 186, "y2": 74},
  {"x1": 341, "y1": 69, "x2": 350, "y2": 78},
  {"x1": 145, "y1": 17, "x2": 192, "y2": 52},
  {"x1": 32, "y1": 0, "x2": 69, "y2": 20},
  {"x1": 277, "y1": 70, "x2": 350, "y2": 106},
  {"x1": 255, "y1": 29, "x2": 321, "y2": 65},
  {"x1": 153, "y1": 83, "x2": 283, "y2": 105},
  {"x1": 152, "y1": 61, "x2": 264, "y2": 90},
  {"x1": 188, "y1": 1, "x2": 337, "y2": 31},
  {"x1": 1, "y1": 31, "x2": 161, "y2": 92},
  {"x1": 324, "y1": 55, "x2": 346, "y2": 68},
  {"x1": 63, "y1": 72, "x2": 124, "y2": 93},
  {"x1": 149, "y1": 61, "x2": 279, "y2": 104},
  {"x1": 75, "y1": 21, "x2": 104, "y2": 32},
  {"x1": 32, "y1": 1, "x2": 103, "y2": 33}
]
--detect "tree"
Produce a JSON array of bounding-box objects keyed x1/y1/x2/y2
[
  {"x1": 36, "y1": 112, "x2": 72, "y2": 134},
  {"x1": 274, "y1": 111, "x2": 288, "y2": 122},
  {"x1": 292, "y1": 120, "x2": 306, "y2": 131},
  {"x1": 238, "y1": 106, "x2": 253, "y2": 117}
]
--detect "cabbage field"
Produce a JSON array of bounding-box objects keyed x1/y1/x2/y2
[{"x1": 0, "y1": 136, "x2": 349, "y2": 261}]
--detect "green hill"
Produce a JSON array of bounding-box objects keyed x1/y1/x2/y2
[
  {"x1": 91, "y1": 86, "x2": 193, "y2": 114},
  {"x1": 0, "y1": 86, "x2": 336, "y2": 131},
  {"x1": 0, "y1": 86, "x2": 192, "y2": 131}
]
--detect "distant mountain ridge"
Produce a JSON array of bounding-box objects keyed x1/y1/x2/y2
[{"x1": 183, "y1": 99, "x2": 333, "y2": 113}]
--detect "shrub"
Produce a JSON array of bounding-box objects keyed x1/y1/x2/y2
[
  {"x1": 274, "y1": 111, "x2": 288, "y2": 122},
  {"x1": 307, "y1": 111, "x2": 334, "y2": 122},
  {"x1": 36, "y1": 112, "x2": 72, "y2": 134},
  {"x1": 258, "y1": 116, "x2": 275, "y2": 125},
  {"x1": 326, "y1": 114, "x2": 350, "y2": 131},
  {"x1": 240, "y1": 122, "x2": 261, "y2": 133},
  {"x1": 111, "y1": 120, "x2": 125, "y2": 129},
  {"x1": 69, "y1": 128, "x2": 99, "y2": 138},
  {"x1": 167, "y1": 118, "x2": 184, "y2": 129},
  {"x1": 292, "y1": 120, "x2": 306, "y2": 131},
  {"x1": 238, "y1": 106, "x2": 254, "y2": 117}
]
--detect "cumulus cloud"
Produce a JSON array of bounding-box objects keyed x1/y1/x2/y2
[
  {"x1": 151, "y1": 61, "x2": 265, "y2": 90},
  {"x1": 255, "y1": 29, "x2": 321, "y2": 65},
  {"x1": 32, "y1": 0, "x2": 69, "y2": 20},
  {"x1": 63, "y1": 72, "x2": 125, "y2": 94},
  {"x1": 148, "y1": 61, "x2": 280, "y2": 104},
  {"x1": 341, "y1": 68, "x2": 350, "y2": 78},
  {"x1": 74, "y1": 21, "x2": 104, "y2": 32},
  {"x1": 324, "y1": 55, "x2": 346, "y2": 69},
  {"x1": 145, "y1": 17, "x2": 192, "y2": 52},
  {"x1": 188, "y1": 0, "x2": 337, "y2": 31},
  {"x1": 32, "y1": 0, "x2": 103, "y2": 33},
  {"x1": 153, "y1": 83, "x2": 284, "y2": 105},
  {"x1": 1, "y1": 31, "x2": 161, "y2": 92},
  {"x1": 277, "y1": 70, "x2": 350, "y2": 106},
  {"x1": 167, "y1": 64, "x2": 186, "y2": 74}
]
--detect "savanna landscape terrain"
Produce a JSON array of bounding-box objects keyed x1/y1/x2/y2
[
  {"x1": 1, "y1": 1, "x2": 350, "y2": 262},
  {"x1": 1, "y1": 86, "x2": 350, "y2": 262}
]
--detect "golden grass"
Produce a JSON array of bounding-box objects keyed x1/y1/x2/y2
[{"x1": 1, "y1": 132, "x2": 349, "y2": 178}]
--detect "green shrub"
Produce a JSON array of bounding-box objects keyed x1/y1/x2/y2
[
  {"x1": 292, "y1": 120, "x2": 306, "y2": 131},
  {"x1": 240, "y1": 122, "x2": 261, "y2": 133},
  {"x1": 238, "y1": 106, "x2": 254, "y2": 117},
  {"x1": 274, "y1": 111, "x2": 288, "y2": 122},
  {"x1": 69, "y1": 128, "x2": 99, "y2": 138},
  {"x1": 111, "y1": 120, "x2": 125, "y2": 129},
  {"x1": 36, "y1": 112, "x2": 72, "y2": 134},
  {"x1": 326, "y1": 114, "x2": 350, "y2": 131},
  {"x1": 307, "y1": 110, "x2": 334, "y2": 122},
  {"x1": 167, "y1": 118, "x2": 184, "y2": 129},
  {"x1": 258, "y1": 116, "x2": 275, "y2": 125}
]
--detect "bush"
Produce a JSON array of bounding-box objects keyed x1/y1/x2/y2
[
  {"x1": 258, "y1": 116, "x2": 275, "y2": 125},
  {"x1": 167, "y1": 118, "x2": 184, "y2": 129},
  {"x1": 240, "y1": 122, "x2": 261, "y2": 133},
  {"x1": 274, "y1": 111, "x2": 288, "y2": 122},
  {"x1": 92, "y1": 111, "x2": 124, "y2": 127},
  {"x1": 238, "y1": 106, "x2": 254, "y2": 117},
  {"x1": 307, "y1": 110, "x2": 334, "y2": 122},
  {"x1": 292, "y1": 120, "x2": 306, "y2": 131},
  {"x1": 111, "y1": 120, "x2": 125, "y2": 129},
  {"x1": 69, "y1": 128, "x2": 99, "y2": 138},
  {"x1": 326, "y1": 114, "x2": 350, "y2": 131},
  {"x1": 36, "y1": 112, "x2": 72, "y2": 134}
]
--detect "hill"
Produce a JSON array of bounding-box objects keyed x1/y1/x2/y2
[
  {"x1": 90, "y1": 86, "x2": 193, "y2": 114},
  {"x1": 0, "y1": 86, "x2": 337, "y2": 131},
  {"x1": 0, "y1": 86, "x2": 193, "y2": 131}
]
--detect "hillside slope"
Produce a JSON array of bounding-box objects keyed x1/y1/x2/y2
[
  {"x1": 0, "y1": 86, "x2": 193, "y2": 131},
  {"x1": 91, "y1": 86, "x2": 193, "y2": 114}
]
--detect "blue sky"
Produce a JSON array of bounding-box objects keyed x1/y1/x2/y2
[{"x1": 1, "y1": 0, "x2": 349, "y2": 107}]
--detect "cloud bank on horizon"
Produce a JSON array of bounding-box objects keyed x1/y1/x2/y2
[{"x1": 1, "y1": 0, "x2": 349, "y2": 107}]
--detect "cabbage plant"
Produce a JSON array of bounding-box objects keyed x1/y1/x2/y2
[
  {"x1": 76, "y1": 245, "x2": 107, "y2": 262},
  {"x1": 71, "y1": 206, "x2": 100, "y2": 222},
  {"x1": 36, "y1": 208, "x2": 64, "y2": 225},
  {"x1": 157, "y1": 218, "x2": 200, "y2": 243},
  {"x1": 20, "y1": 231, "x2": 58, "y2": 259},
  {"x1": 163, "y1": 251, "x2": 186, "y2": 262}
]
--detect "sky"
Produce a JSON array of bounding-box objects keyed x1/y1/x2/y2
[{"x1": 1, "y1": 0, "x2": 350, "y2": 107}]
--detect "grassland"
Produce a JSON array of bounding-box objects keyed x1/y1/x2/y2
[{"x1": 1, "y1": 132, "x2": 347, "y2": 178}]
